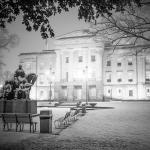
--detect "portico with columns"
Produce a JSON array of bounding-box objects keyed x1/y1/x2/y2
[{"x1": 54, "y1": 29, "x2": 104, "y2": 102}]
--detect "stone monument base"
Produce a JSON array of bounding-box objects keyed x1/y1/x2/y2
[{"x1": 0, "y1": 99, "x2": 37, "y2": 114}]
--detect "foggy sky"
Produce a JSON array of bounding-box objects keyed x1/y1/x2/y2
[{"x1": 2, "y1": 8, "x2": 89, "y2": 73}]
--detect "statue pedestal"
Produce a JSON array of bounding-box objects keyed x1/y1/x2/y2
[
  {"x1": 0, "y1": 100, "x2": 4, "y2": 113},
  {"x1": 27, "y1": 100, "x2": 37, "y2": 114},
  {"x1": 5, "y1": 100, "x2": 13, "y2": 113},
  {"x1": 1, "y1": 99, "x2": 37, "y2": 114},
  {"x1": 13, "y1": 99, "x2": 28, "y2": 113}
]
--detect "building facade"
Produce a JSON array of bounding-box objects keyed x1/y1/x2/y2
[
  {"x1": 19, "y1": 30, "x2": 150, "y2": 101},
  {"x1": 103, "y1": 44, "x2": 150, "y2": 100},
  {"x1": 19, "y1": 50, "x2": 56, "y2": 100},
  {"x1": 54, "y1": 30, "x2": 104, "y2": 102}
]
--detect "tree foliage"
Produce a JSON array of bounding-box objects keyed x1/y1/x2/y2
[{"x1": 0, "y1": 0, "x2": 141, "y2": 39}]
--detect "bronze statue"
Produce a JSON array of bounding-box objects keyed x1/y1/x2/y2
[{"x1": 0, "y1": 65, "x2": 37, "y2": 100}]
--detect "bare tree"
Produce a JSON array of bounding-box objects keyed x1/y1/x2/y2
[{"x1": 91, "y1": 2, "x2": 150, "y2": 52}]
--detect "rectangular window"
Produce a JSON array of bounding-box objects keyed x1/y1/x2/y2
[
  {"x1": 129, "y1": 90, "x2": 133, "y2": 96},
  {"x1": 128, "y1": 62, "x2": 133, "y2": 65},
  {"x1": 91, "y1": 55, "x2": 96, "y2": 62},
  {"x1": 78, "y1": 56, "x2": 83, "y2": 62},
  {"x1": 108, "y1": 89, "x2": 111, "y2": 93},
  {"x1": 117, "y1": 88, "x2": 122, "y2": 97},
  {"x1": 146, "y1": 57, "x2": 150, "y2": 65},
  {"x1": 128, "y1": 57, "x2": 133, "y2": 66},
  {"x1": 145, "y1": 57, "x2": 150, "y2": 72},
  {"x1": 128, "y1": 72, "x2": 133, "y2": 82},
  {"x1": 106, "y1": 60, "x2": 111, "y2": 66},
  {"x1": 146, "y1": 71, "x2": 150, "y2": 82},
  {"x1": 146, "y1": 88, "x2": 150, "y2": 96},
  {"x1": 117, "y1": 78, "x2": 122, "y2": 82},
  {"x1": 117, "y1": 62, "x2": 122, "y2": 67},
  {"x1": 106, "y1": 88, "x2": 112, "y2": 97},
  {"x1": 66, "y1": 57, "x2": 69, "y2": 63},
  {"x1": 128, "y1": 79, "x2": 133, "y2": 82},
  {"x1": 106, "y1": 72, "x2": 111, "y2": 82},
  {"x1": 117, "y1": 58, "x2": 122, "y2": 67},
  {"x1": 117, "y1": 72, "x2": 122, "y2": 82},
  {"x1": 107, "y1": 79, "x2": 111, "y2": 82}
]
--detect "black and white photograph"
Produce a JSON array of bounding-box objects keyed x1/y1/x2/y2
[{"x1": 0, "y1": 0, "x2": 150, "y2": 149}]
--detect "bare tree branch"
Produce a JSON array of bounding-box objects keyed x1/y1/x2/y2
[{"x1": 92, "y1": 5, "x2": 150, "y2": 49}]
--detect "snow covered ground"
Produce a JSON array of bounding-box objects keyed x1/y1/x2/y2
[{"x1": 0, "y1": 101, "x2": 150, "y2": 150}]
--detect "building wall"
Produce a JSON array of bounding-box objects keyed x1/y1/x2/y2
[
  {"x1": 19, "y1": 30, "x2": 150, "y2": 101},
  {"x1": 19, "y1": 51, "x2": 56, "y2": 100},
  {"x1": 54, "y1": 30, "x2": 104, "y2": 101},
  {"x1": 103, "y1": 46, "x2": 150, "y2": 100}
]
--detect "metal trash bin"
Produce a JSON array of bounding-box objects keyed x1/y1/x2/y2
[
  {"x1": 40, "y1": 110, "x2": 52, "y2": 133},
  {"x1": 82, "y1": 104, "x2": 86, "y2": 114}
]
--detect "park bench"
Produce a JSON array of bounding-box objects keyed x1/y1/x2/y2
[
  {"x1": 17, "y1": 113, "x2": 37, "y2": 133},
  {"x1": 1, "y1": 113, "x2": 37, "y2": 133},
  {"x1": 1, "y1": 113, "x2": 19, "y2": 131},
  {"x1": 54, "y1": 108, "x2": 80, "y2": 129}
]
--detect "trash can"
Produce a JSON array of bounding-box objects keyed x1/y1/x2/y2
[
  {"x1": 40, "y1": 110, "x2": 53, "y2": 133},
  {"x1": 81, "y1": 104, "x2": 86, "y2": 114}
]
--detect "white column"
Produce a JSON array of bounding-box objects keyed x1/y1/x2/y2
[{"x1": 55, "y1": 51, "x2": 61, "y2": 82}]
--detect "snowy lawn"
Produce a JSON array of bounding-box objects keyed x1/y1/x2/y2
[{"x1": 0, "y1": 101, "x2": 150, "y2": 150}]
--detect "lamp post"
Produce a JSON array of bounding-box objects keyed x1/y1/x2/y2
[
  {"x1": 86, "y1": 66, "x2": 88, "y2": 104},
  {"x1": 46, "y1": 67, "x2": 55, "y2": 103},
  {"x1": 83, "y1": 66, "x2": 88, "y2": 104},
  {"x1": 49, "y1": 71, "x2": 55, "y2": 103},
  {"x1": 48, "y1": 67, "x2": 52, "y2": 103},
  {"x1": 49, "y1": 80, "x2": 52, "y2": 102}
]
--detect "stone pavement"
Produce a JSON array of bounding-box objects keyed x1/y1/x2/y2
[{"x1": 0, "y1": 102, "x2": 150, "y2": 150}]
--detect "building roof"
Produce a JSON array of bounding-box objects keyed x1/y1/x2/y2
[
  {"x1": 104, "y1": 44, "x2": 150, "y2": 50},
  {"x1": 19, "y1": 49, "x2": 56, "y2": 56},
  {"x1": 55, "y1": 29, "x2": 96, "y2": 40}
]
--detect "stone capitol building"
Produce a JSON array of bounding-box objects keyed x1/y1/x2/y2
[{"x1": 19, "y1": 29, "x2": 150, "y2": 101}]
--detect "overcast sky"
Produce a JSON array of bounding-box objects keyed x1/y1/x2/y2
[{"x1": 2, "y1": 8, "x2": 89, "y2": 73}]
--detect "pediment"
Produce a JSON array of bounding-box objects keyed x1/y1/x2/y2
[{"x1": 56, "y1": 29, "x2": 95, "y2": 40}]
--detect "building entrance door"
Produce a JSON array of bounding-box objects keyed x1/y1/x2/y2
[
  {"x1": 89, "y1": 86, "x2": 96, "y2": 101},
  {"x1": 74, "y1": 86, "x2": 82, "y2": 101},
  {"x1": 62, "y1": 86, "x2": 67, "y2": 101}
]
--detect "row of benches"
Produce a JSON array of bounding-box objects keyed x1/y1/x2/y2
[{"x1": 0, "y1": 113, "x2": 38, "y2": 133}]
